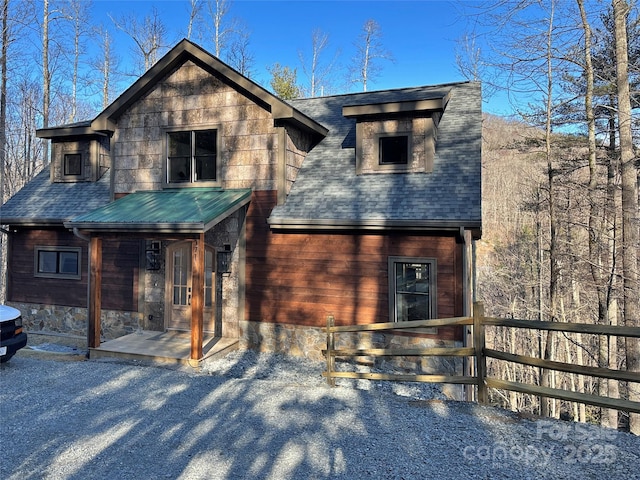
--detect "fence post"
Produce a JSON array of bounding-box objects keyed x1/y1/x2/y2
[
  {"x1": 474, "y1": 302, "x2": 487, "y2": 404},
  {"x1": 326, "y1": 315, "x2": 336, "y2": 387}
]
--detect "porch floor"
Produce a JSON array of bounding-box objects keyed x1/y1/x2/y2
[{"x1": 89, "y1": 330, "x2": 239, "y2": 365}]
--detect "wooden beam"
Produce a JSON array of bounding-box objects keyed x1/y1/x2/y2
[
  {"x1": 88, "y1": 237, "x2": 102, "y2": 349},
  {"x1": 326, "y1": 315, "x2": 335, "y2": 387},
  {"x1": 322, "y1": 371, "x2": 477, "y2": 385},
  {"x1": 483, "y1": 316, "x2": 640, "y2": 337},
  {"x1": 326, "y1": 346, "x2": 475, "y2": 357},
  {"x1": 474, "y1": 302, "x2": 487, "y2": 404},
  {"x1": 486, "y1": 378, "x2": 640, "y2": 414},
  {"x1": 326, "y1": 316, "x2": 473, "y2": 334},
  {"x1": 190, "y1": 234, "x2": 204, "y2": 361},
  {"x1": 485, "y1": 348, "x2": 640, "y2": 383}
]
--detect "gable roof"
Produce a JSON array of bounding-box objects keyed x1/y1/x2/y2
[
  {"x1": 268, "y1": 82, "x2": 482, "y2": 235},
  {"x1": 11, "y1": 38, "x2": 481, "y2": 236},
  {"x1": 0, "y1": 168, "x2": 111, "y2": 226},
  {"x1": 37, "y1": 39, "x2": 328, "y2": 141}
]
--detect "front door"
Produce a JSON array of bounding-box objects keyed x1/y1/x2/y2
[{"x1": 166, "y1": 241, "x2": 215, "y2": 332}]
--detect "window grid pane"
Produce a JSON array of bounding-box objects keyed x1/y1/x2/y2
[
  {"x1": 195, "y1": 155, "x2": 216, "y2": 181},
  {"x1": 204, "y1": 250, "x2": 213, "y2": 307},
  {"x1": 58, "y1": 252, "x2": 79, "y2": 275},
  {"x1": 168, "y1": 156, "x2": 191, "y2": 182},
  {"x1": 173, "y1": 250, "x2": 189, "y2": 306},
  {"x1": 38, "y1": 251, "x2": 58, "y2": 273}
]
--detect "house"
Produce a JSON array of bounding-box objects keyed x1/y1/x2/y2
[{"x1": 0, "y1": 39, "x2": 481, "y2": 365}]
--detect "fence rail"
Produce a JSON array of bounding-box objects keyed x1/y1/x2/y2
[{"x1": 323, "y1": 302, "x2": 640, "y2": 415}]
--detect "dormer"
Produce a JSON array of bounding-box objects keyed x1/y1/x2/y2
[
  {"x1": 342, "y1": 91, "x2": 451, "y2": 175},
  {"x1": 37, "y1": 124, "x2": 111, "y2": 183}
]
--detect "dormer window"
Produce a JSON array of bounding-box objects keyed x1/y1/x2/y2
[
  {"x1": 343, "y1": 93, "x2": 450, "y2": 175},
  {"x1": 166, "y1": 127, "x2": 220, "y2": 186},
  {"x1": 379, "y1": 135, "x2": 409, "y2": 166},
  {"x1": 64, "y1": 153, "x2": 83, "y2": 177}
]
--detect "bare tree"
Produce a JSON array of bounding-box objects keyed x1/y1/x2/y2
[
  {"x1": 576, "y1": 0, "x2": 619, "y2": 428},
  {"x1": 110, "y1": 7, "x2": 169, "y2": 75},
  {"x1": 299, "y1": 28, "x2": 339, "y2": 97},
  {"x1": 42, "y1": 0, "x2": 50, "y2": 135},
  {"x1": 349, "y1": 19, "x2": 392, "y2": 92},
  {"x1": 62, "y1": 0, "x2": 92, "y2": 123},
  {"x1": 226, "y1": 22, "x2": 254, "y2": 77},
  {"x1": 186, "y1": 0, "x2": 202, "y2": 40},
  {"x1": 613, "y1": 0, "x2": 640, "y2": 435},
  {"x1": 0, "y1": 0, "x2": 8, "y2": 303},
  {"x1": 92, "y1": 25, "x2": 117, "y2": 109},
  {"x1": 205, "y1": 0, "x2": 232, "y2": 58}
]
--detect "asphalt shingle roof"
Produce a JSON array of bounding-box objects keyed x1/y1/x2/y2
[
  {"x1": 1, "y1": 81, "x2": 481, "y2": 233},
  {"x1": 0, "y1": 168, "x2": 111, "y2": 225},
  {"x1": 269, "y1": 81, "x2": 482, "y2": 229}
]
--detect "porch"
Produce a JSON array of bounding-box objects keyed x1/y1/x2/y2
[{"x1": 89, "y1": 330, "x2": 239, "y2": 365}]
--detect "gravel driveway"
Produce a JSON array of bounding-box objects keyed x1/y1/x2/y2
[{"x1": 1, "y1": 349, "x2": 639, "y2": 479}]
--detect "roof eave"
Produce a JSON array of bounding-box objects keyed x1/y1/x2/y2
[
  {"x1": 64, "y1": 221, "x2": 207, "y2": 234},
  {"x1": 267, "y1": 217, "x2": 482, "y2": 232},
  {"x1": 342, "y1": 91, "x2": 452, "y2": 118},
  {"x1": 0, "y1": 218, "x2": 67, "y2": 227},
  {"x1": 36, "y1": 126, "x2": 108, "y2": 139},
  {"x1": 273, "y1": 103, "x2": 329, "y2": 138}
]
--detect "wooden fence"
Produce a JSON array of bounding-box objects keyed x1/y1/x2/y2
[{"x1": 323, "y1": 302, "x2": 640, "y2": 415}]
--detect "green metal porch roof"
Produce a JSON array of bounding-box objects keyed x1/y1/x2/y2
[{"x1": 65, "y1": 188, "x2": 252, "y2": 233}]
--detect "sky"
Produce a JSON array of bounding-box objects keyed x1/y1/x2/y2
[{"x1": 88, "y1": 0, "x2": 507, "y2": 114}]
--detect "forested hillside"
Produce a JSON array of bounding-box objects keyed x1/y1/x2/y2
[{"x1": 478, "y1": 113, "x2": 632, "y2": 428}]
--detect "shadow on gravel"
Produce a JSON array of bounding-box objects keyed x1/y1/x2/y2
[{"x1": 1, "y1": 352, "x2": 639, "y2": 480}]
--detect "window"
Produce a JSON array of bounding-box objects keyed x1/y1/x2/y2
[
  {"x1": 167, "y1": 129, "x2": 218, "y2": 184},
  {"x1": 379, "y1": 136, "x2": 409, "y2": 165},
  {"x1": 64, "y1": 153, "x2": 82, "y2": 176},
  {"x1": 35, "y1": 247, "x2": 81, "y2": 279},
  {"x1": 388, "y1": 257, "x2": 436, "y2": 323}
]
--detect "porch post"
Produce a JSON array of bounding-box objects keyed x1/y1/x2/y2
[
  {"x1": 88, "y1": 236, "x2": 102, "y2": 349},
  {"x1": 190, "y1": 233, "x2": 205, "y2": 361}
]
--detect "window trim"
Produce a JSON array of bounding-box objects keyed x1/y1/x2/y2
[
  {"x1": 388, "y1": 256, "x2": 437, "y2": 329},
  {"x1": 63, "y1": 152, "x2": 83, "y2": 178},
  {"x1": 34, "y1": 246, "x2": 82, "y2": 280},
  {"x1": 163, "y1": 125, "x2": 222, "y2": 188}
]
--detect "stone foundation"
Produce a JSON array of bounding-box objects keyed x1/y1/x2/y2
[
  {"x1": 8, "y1": 302, "x2": 144, "y2": 340},
  {"x1": 239, "y1": 320, "x2": 465, "y2": 387},
  {"x1": 239, "y1": 320, "x2": 327, "y2": 360}
]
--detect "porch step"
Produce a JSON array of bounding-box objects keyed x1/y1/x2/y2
[{"x1": 89, "y1": 330, "x2": 239, "y2": 365}]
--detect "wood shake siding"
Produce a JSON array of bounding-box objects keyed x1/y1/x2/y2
[
  {"x1": 245, "y1": 191, "x2": 463, "y2": 340},
  {"x1": 112, "y1": 60, "x2": 280, "y2": 194},
  {"x1": 8, "y1": 228, "x2": 139, "y2": 311}
]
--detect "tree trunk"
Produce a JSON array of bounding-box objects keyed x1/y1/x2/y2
[
  {"x1": 613, "y1": 0, "x2": 640, "y2": 435},
  {"x1": 42, "y1": 0, "x2": 50, "y2": 165},
  {"x1": 0, "y1": 0, "x2": 7, "y2": 303},
  {"x1": 540, "y1": 2, "x2": 558, "y2": 419}
]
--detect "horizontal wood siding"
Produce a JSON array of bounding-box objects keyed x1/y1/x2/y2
[
  {"x1": 246, "y1": 191, "x2": 463, "y2": 340},
  {"x1": 7, "y1": 228, "x2": 138, "y2": 311}
]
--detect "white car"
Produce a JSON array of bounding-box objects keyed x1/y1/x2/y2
[{"x1": 0, "y1": 305, "x2": 27, "y2": 362}]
